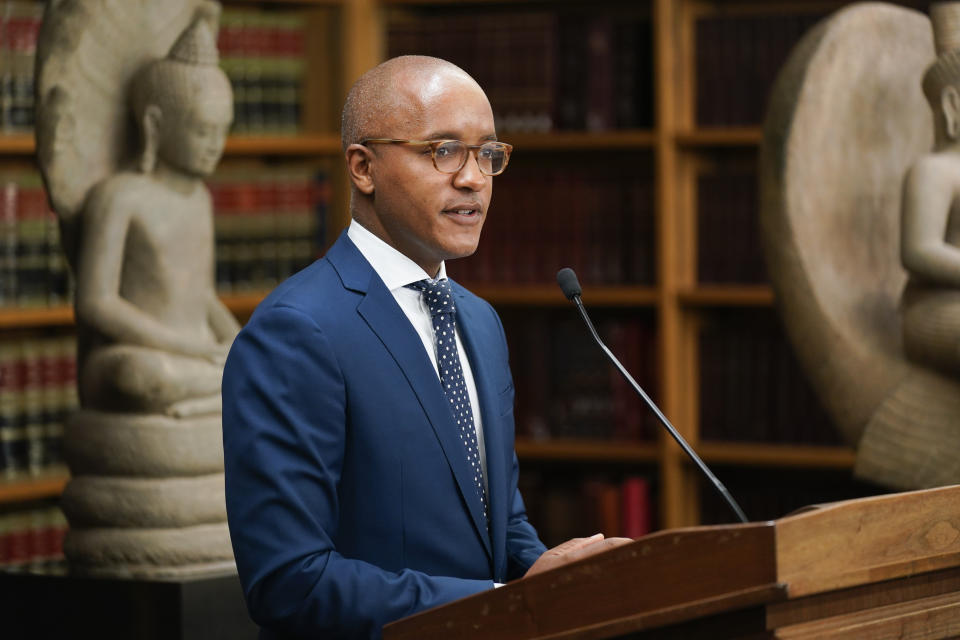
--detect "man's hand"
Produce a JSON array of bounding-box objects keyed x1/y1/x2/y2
[{"x1": 523, "y1": 533, "x2": 634, "y2": 578}]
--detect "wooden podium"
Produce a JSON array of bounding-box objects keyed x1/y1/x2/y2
[{"x1": 384, "y1": 485, "x2": 960, "y2": 639}]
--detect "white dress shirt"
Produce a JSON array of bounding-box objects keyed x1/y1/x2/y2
[{"x1": 347, "y1": 220, "x2": 489, "y2": 487}]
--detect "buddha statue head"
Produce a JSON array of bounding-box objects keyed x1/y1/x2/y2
[
  {"x1": 128, "y1": 2, "x2": 233, "y2": 177},
  {"x1": 923, "y1": 3, "x2": 960, "y2": 145}
]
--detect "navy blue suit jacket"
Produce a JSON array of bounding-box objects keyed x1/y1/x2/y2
[{"x1": 222, "y1": 231, "x2": 547, "y2": 639}]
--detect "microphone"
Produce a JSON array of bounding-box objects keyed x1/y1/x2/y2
[{"x1": 556, "y1": 267, "x2": 748, "y2": 524}]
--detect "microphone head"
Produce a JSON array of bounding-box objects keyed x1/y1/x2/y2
[{"x1": 556, "y1": 267, "x2": 582, "y2": 300}]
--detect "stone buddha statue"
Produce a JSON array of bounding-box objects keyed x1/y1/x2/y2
[
  {"x1": 761, "y1": 1, "x2": 960, "y2": 491},
  {"x1": 35, "y1": 0, "x2": 238, "y2": 577},
  {"x1": 900, "y1": 3, "x2": 960, "y2": 376},
  {"x1": 76, "y1": 5, "x2": 239, "y2": 418}
]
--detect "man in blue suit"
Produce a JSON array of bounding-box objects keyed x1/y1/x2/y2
[{"x1": 222, "y1": 55, "x2": 628, "y2": 639}]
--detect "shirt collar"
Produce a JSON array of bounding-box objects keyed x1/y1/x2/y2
[{"x1": 347, "y1": 219, "x2": 447, "y2": 291}]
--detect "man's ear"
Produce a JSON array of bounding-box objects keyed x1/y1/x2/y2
[
  {"x1": 140, "y1": 105, "x2": 163, "y2": 173},
  {"x1": 346, "y1": 144, "x2": 376, "y2": 195},
  {"x1": 943, "y1": 85, "x2": 960, "y2": 140}
]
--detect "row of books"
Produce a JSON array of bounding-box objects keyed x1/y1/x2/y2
[
  {"x1": 698, "y1": 309, "x2": 842, "y2": 446},
  {"x1": 208, "y1": 164, "x2": 329, "y2": 294},
  {"x1": 0, "y1": 3, "x2": 310, "y2": 138},
  {"x1": 0, "y1": 1, "x2": 41, "y2": 134},
  {"x1": 695, "y1": 12, "x2": 824, "y2": 127},
  {"x1": 504, "y1": 310, "x2": 658, "y2": 443},
  {"x1": 0, "y1": 503, "x2": 67, "y2": 573},
  {"x1": 0, "y1": 334, "x2": 77, "y2": 478},
  {"x1": 218, "y1": 9, "x2": 308, "y2": 135},
  {"x1": 0, "y1": 164, "x2": 330, "y2": 305},
  {"x1": 697, "y1": 165, "x2": 767, "y2": 284},
  {"x1": 0, "y1": 170, "x2": 72, "y2": 309},
  {"x1": 520, "y1": 471, "x2": 653, "y2": 547},
  {"x1": 388, "y1": 9, "x2": 654, "y2": 133},
  {"x1": 449, "y1": 161, "x2": 656, "y2": 286}
]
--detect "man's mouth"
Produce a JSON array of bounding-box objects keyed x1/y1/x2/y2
[{"x1": 443, "y1": 207, "x2": 481, "y2": 217}]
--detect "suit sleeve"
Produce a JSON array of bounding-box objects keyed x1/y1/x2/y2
[
  {"x1": 489, "y1": 304, "x2": 548, "y2": 580},
  {"x1": 222, "y1": 305, "x2": 492, "y2": 639},
  {"x1": 504, "y1": 449, "x2": 548, "y2": 580}
]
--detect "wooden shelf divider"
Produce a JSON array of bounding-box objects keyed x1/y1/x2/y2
[
  {"x1": 1, "y1": 134, "x2": 344, "y2": 157},
  {"x1": 677, "y1": 285, "x2": 774, "y2": 307},
  {"x1": 675, "y1": 127, "x2": 763, "y2": 147},
  {"x1": 224, "y1": 134, "x2": 342, "y2": 156},
  {"x1": 0, "y1": 135, "x2": 35, "y2": 155},
  {"x1": 0, "y1": 306, "x2": 74, "y2": 329},
  {"x1": 0, "y1": 293, "x2": 273, "y2": 329},
  {"x1": 515, "y1": 438, "x2": 659, "y2": 464},
  {"x1": 463, "y1": 284, "x2": 658, "y2": 307},
  {"x1": 697, "y1": 441, "x2": 857, "y2": 469},
  {"x1": 0, "y1": 468, "x2": 70, "y2": 504},
  {"x1": 506, "y1": 130, "x2": 657, "y2": 151}
]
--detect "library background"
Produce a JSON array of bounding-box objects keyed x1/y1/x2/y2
[{"x1": 0, "y1": 0, "x2": 920, "y2": 573}]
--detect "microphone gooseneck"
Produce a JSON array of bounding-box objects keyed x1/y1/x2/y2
[{"x1": 555, "y1": 268, "x2": 748, "y2": 524}]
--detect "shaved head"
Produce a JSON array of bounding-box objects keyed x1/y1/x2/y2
[
  {"x1": 341, "y1": 55, "x2": 480, "y2": 151},
  {"x1": 340, "y1": 55, "x2": 496, "y2": 276}
]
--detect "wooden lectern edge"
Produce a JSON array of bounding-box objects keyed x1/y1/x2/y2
[
  {"x1": 384, "y1": 522, "x2": 781, "y2": 640},
  {"x1": 774, "y1": 484, "x2": 960, "y2": 597}
]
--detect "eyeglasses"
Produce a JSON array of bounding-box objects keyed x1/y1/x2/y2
[{"x1": 361, "y1": 139, "x2": 513, "y2": 176}]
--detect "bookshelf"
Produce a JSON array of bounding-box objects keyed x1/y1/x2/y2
[
  {"x1": 371, "y1": 0, "x2": 875, "y2": 534},
  {"x1": 0, "y1": 0, "x2": 889, "y2": 546}
]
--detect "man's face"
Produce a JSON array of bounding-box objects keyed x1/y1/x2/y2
[
  {"x1": 160, "y1": 92, "x2": 233, "y2": 178},
  {"x1": 367, "y1": 72, "x2": 495, "y2": 276}
]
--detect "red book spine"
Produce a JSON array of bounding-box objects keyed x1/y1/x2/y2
[{"x1": 621, "y1": 475, "x2": 651, "y2": 538}]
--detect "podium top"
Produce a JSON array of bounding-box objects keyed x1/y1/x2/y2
[
  {"x1": 775, "y1": 483, "x2": 960, "y2": 596},
  {"x1": 384, "y1": 485, "x2": 960, "y2": 640}
]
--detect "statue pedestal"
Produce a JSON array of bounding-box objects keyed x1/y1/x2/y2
[{"x1": 2, "y1": 568, "x2": 258, "y2": 639}]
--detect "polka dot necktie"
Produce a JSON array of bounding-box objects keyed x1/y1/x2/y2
[{"x1": 407, "y1": 278, "x2": 488, "y2": 521}]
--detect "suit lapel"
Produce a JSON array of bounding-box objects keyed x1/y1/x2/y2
[
  {"x1": 453, "y1": 285, "x2": 508, "y2": 578},
  {"x1": 328, "y1": 234, "x2": 493, "y2": 561}
]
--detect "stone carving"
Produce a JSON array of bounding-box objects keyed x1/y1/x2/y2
[
  {"x1": 901, "y1": 4, "x2": 960, "y2": 379},
  {"x1": 761, "y1": 2, "x2": 960, "y2": 490},
  {"x1": 35, "y1": 0, "x2": 238, "y2": 576}
]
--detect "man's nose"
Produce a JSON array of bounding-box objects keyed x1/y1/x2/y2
[{"x1": 453, "y1": 150, "x2": 487, "y2": 190}]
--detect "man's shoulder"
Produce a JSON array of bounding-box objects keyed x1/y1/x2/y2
[{"x1": 252, "y1": 257, "x2": 350, "y2": 323}]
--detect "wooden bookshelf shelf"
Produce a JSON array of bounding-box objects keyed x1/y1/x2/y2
[
  {"x1": 0, "y1": 134, "x2": 343, "y2": 157},
  {"x1": 677, "y1": 285, "x2": 774, "y2": 307},
  {"x1": 223, "y1": 134, "x2": 342, "y2": 156},
  {"x1": 516, "y1": 438, "x2": 659, "y2": 463},
  {"x1": 0, "y1": 135, "x2": 35, "y2": 155},
  {"x1": 675, "y1": 127, "x2": 763, "y2": 147},
  {"x1": 462, "y1": 284, "x2": 658, "y2": 307},
  {"x1": 0, "y1": 468, "x2": 70, "y2": 504},
  {"x1": 0, "y1": 293, "x2": 271, "y2": 329},
  {"x1": 507, "y1": 130, "x2": 657, "y2": 151},
  {"x1": 696, "y1": 441, "x2": 857, "y2": 469},
  {"x1": 236, "y1": 0, "x2": 342, "y2": 5},
  {"x1": 383, "y1": 0, "x2": 564, "y2": 5},
  {"x1": 220, "y1": 291, "x2": 269, "y2": 317},
  {"x1": 0, "y1": 306, "x2": 74, "y2": 328}
]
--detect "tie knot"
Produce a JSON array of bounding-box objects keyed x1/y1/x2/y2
[{"x1": 407, "y1": 278, "x2": 455, "y2": 316}]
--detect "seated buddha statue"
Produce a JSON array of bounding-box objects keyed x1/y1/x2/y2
[
  {"x1": 74, "y1": 6, "x2": 239, "y2": 418},
  {"x1": 901, "y1": 18, "x2": 960, "y2": 376}
]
